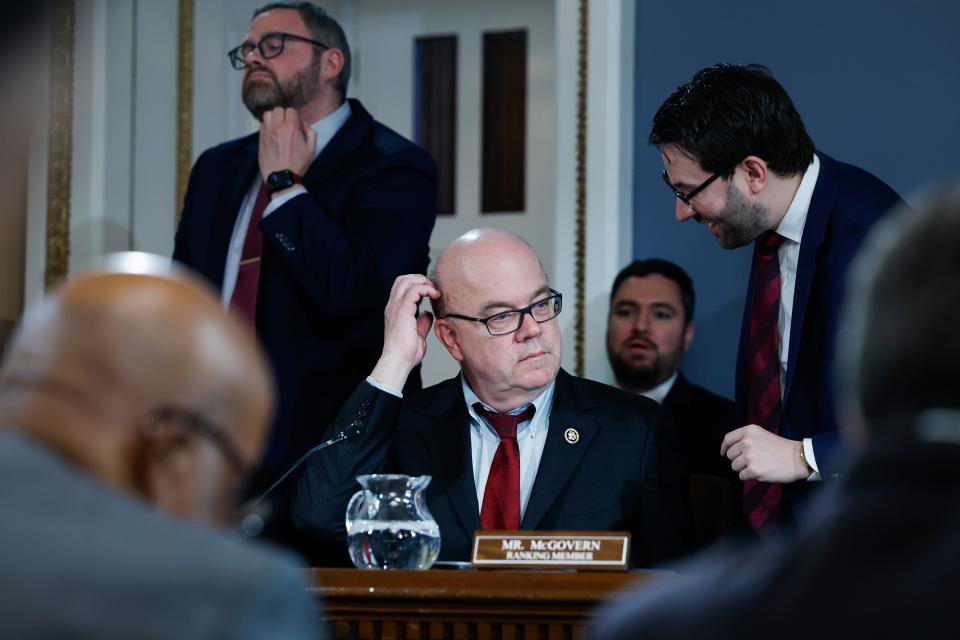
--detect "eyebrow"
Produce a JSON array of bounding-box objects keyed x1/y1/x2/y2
[
  {"x1": 614, "y1": 300, "x2": 679, "y2": 312},
  {"x1": 478, "y1": 286, "x2": 552, "y2": 315}
]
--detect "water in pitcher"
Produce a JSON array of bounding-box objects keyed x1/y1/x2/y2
[{"x1": 347, "y1": 519, "x2": 441, "y2": 570}]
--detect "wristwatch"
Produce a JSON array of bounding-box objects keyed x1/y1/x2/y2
[{"x1": 266, "y1": 169, "x2": 303, "y2": 194}]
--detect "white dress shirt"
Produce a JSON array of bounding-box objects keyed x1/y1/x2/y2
[
  {"x1": 366, "y1": 374, "x2": 557, "y2": 517},
  {"x1": 463, "y1": 377, "x2": 556, "y2": 519},
  {"x1": 772, "y1": 154, "x2": 822, "y2": 479},
  {"x1": 221, "y1": 101, "x2": 352, "y2": 304},
  {"x1": 639, "y1": 372, "x2": 678, "y2": 405}
]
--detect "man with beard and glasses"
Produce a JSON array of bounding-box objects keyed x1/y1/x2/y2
[
  {"x1": 650, "y1": 63, "x2": 904, "y2": 533},
  {"x1": 174, "y1": 2, "x2": 437, "y2": 555},
  {"x1": 607, "y1": 259, "x2": 743, "y2": 545}
]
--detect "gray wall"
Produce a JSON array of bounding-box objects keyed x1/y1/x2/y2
[{"x1": 632, "y1": 0, "x2": 960, "y2": 399}]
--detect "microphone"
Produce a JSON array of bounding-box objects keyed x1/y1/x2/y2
[{"x1": 239, "y1": 425, "x2": 363, "y2": 537}]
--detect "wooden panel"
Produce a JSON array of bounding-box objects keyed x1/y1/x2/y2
[
  {"x1": 310, "y1": 568, "x2": 667, "y2": 640},
  {"x1": 481, "y1": 30, "x2": 527, "y2": 213},
  {"x1": 414, "y1": 35, "x2": 457, "y2": 215}
]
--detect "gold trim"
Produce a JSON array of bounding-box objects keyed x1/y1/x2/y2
[
  {"x1": 45, "y1": 1, "x2": 76, "y2": 291},
  {"x1": 574, "y1": 0, "x2": 588, "y2": 377},
  {"x1": 175, "y1": 0, "x2": 194, "y2": 223}
]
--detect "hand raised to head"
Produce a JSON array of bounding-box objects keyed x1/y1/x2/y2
[{"x1": 370, "y1": 274, "x2": 441, "y2": 391}]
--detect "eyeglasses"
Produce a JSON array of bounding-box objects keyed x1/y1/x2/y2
[
  {"x1": 228, "y1": 32, "x2": 329, "y2": 70},
  {"x1": 153, "y1": 406, "x2": 250, "y2": 479},
  {"x1": 443, "y1": 290, "x2": 563, "y2": 336},
  {"x1": 661, "y1": 169, "x2": 724, "y2": 208}
]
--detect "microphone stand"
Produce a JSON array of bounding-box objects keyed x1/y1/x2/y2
[{"x1": 240, "y1": 426, "x2": 362, "y2": 537}]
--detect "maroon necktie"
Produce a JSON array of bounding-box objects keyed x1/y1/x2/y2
[
  {"x1": 743, "y1": 231, "x2": 786, "y2": 531},
  {"x1": 474, "y1": 403, "x2": 536, "y2": 530},
  {"x1": 229, "y1": 183, "x2": 269, "y2": 326}
]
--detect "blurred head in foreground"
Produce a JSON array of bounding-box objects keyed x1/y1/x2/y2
[{"x1": 0, "y1": 253, "x2": 274, "y2": 525}]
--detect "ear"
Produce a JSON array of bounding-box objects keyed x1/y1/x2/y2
[
  {"x1": 682, "y1": 320, "x2": 695, "y2": 353},
  {"x1": 131, "y1": 413, "x2": 197, "y2": 518},
  {"x1": 740, "y1": 155, "x2": 769, "y2": 195},
  {"x1": 434, "y1": 318, "x2": 465, "y2": 362},
  {"x1": 320, "y1": 47, "x2": 345, "y2": 84}
]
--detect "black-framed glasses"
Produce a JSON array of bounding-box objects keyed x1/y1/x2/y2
[
  {"x1": 443, "y1": 290, "x2": 563, "y2": 336},
  {"x1": 228, "y1": 32, "x2": 329, "y2": 70},
  {"x1": 153, "y1": 406, "x2": 250, "y2": 479},
  {"x1": 661, "y1": 169, "x2": 724, "y2": 208}
]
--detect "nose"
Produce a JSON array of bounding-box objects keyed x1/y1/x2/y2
[
  {"x1": 514, "y1": 310, "x2": 543, "y2": 341},
  {"x1": 633, "y1": 308, "x2": 651, "y2": 332},
  {"x1": 675, "y1": 199, "x2": 695, "y2": 222}
]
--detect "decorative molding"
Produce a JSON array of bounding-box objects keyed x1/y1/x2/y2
[
  {"x1": 574, "y1": 0, "x2": 588, "y2": 377},
  {"x1": 45, "y1": 0, "x2": 76, "y2": 291},
  {"x1": 175, "y1": 0, "x2": 194, "y2": 223}
]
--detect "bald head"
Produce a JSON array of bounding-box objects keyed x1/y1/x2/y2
[
  {"x1": 432, "y1": 228, "x2": 546, "y2": 317},
  {"x1": 0, "y1": 259, "x2": 273, "y2": 524},
  {"x1": 432, "y1": 229, "x2": 562, "y2": 411}
]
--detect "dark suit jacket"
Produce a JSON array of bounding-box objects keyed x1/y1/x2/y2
[
  {"x1": 664, "y1": 374, "x2": 736, "y2": 480},
  {"x1": 593, "y1": 433, "x2": 960, "y2": 640},
  {"x1": 293, "y1": 370, "x2": 692, "y2": 568},
  {"x1": 735, "y1": 152, "x2": 902, "y2": 513},
  {"x1": 174, "y1": 99, "x2": 437, "y2": 490},
  {"x1": 662, "y1": 374, "x2": 745, "y2": 542}
]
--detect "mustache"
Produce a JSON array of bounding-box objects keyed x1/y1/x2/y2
[
  {"x1": 244, "y1": 66, "x2": 279, "y2": 85},
  {"x1": 623, "y1": 334, "x2": 657, "y2": 350}
]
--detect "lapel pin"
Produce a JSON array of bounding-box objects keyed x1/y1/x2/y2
[{"x1": 564, "y1": 427, "x2": 580, "y2": 444}]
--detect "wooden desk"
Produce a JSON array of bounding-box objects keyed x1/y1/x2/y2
[{"x1": 309, "y1": 568, "x2": 666, "y2": 639}]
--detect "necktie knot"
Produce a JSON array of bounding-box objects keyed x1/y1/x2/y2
[
  {"x1": 474, "y1": 403, "x2": 536, "y2": 441},
  {"x1": 758, "y1": 231, "x2": 785, "y2": 257}
]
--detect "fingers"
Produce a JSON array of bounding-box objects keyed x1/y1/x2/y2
[
  {"x1": 720, "y1": 426, "x2": 747, "y2": 456},
  {"x1": 416, "y1": 311, "x2": 434, "y2": 339}
]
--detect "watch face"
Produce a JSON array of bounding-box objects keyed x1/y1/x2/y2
[{"x1": 268, "y1": 170, "x2": 296, "y2": 192}]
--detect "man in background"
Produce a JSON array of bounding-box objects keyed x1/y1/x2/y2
[
  {"x1": 607, "y1": 259, "x2": 741, "y2": 543},
  {"x1": 173, "y1": 1, "x2": 437, "y2": 533},
  {"x1": 594, "y1": 187, "x2": 960, "y2": 639},
  {"x1": 650, "y1": 63, "x2": 903, "y2": 531},
  {"x1": 0, "y1": 255, "x2": 319, "y2": 638}
]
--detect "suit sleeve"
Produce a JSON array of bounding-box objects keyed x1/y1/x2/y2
[
  {"x1": 291, "y1": 381, "x2": 402, "y2": 545},
  {"x1": 258, "y1": 148, "x2": 438, "y2": 318},
  {"x1": 230, "y1": 564, "x2": 323, "y2": 640}
]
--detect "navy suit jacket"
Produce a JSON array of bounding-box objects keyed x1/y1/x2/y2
[
  {"x1": 735, "y1": 152, "x2": 901, "y2": 506},
  {"x1": 174, "y1": 99, "x2": 437, "y2": 490},
  {"x1": 293, "y1": 370, "x2": 692, "y2": 568}
]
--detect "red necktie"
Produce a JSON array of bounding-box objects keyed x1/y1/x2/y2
[
  {"x1": 474, "y1": 403, "x2": 536, "y2": 530},
  {"x1": 743, "y1": 231, "x2": 787, "y2": 531},
  {"x1": 229, "y1": 183, "x2": 269, "y2": 326}
]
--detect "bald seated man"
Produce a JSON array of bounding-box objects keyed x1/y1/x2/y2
[
  {"x1": 0, "y1": 255, "x2": 320, "y2": 639},
  {"x1": 293, "y1": 229, "x2": 691, "y2": 566}
]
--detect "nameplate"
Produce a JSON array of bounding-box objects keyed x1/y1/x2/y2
[{"x1": 470, "y1": 531, "x2": 630, "y2": 571}]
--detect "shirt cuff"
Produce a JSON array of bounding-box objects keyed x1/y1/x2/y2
[
  {"x1": 262, "y1": 186, "x2": 308, "y2": 217},
  {"x1": 803, "y1": 438, "x2": 821, "y2": 481},
  {"x1": 366, "y1": 375, "x2": 403, "y2": 398}
]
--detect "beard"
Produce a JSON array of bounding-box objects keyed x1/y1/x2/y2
[
  {"x1": 709, "y1": 180, "x2": 769, "y2": 249},
  {"x1": 242, "y1": 58, "x2": 322, "y2": 120},
  {"x1": 607, "y1": 335, "x2": 685, "y2": 393}
]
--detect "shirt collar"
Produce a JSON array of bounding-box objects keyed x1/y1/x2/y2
[
  {"x1": 775, "y1": 153, "x2": 820, "y2": 245},
  {"x1": 309, "y1": 100, "x2": 351, "y2": 161},
  {"x1": 462, "y1": 375, "x2": 557, "y2": 438},
  {"x1": 638, "y1": 371, "x2": 678, "y2": 405}
]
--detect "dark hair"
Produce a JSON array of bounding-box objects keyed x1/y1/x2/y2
[
  {"x1": 649, "y1": 63, "x2": 815, "y2": 178},
  {"x1": 839, "y1": 186, "x2": 960, "y2": 434},
  {"x1": 610, "y1": 259, "x2": 695, "y2": 325},
  {"x1": 254, "y1": 2, "x2": 351, "y2": 95}
]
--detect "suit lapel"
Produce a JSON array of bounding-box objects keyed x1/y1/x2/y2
[
  {"x1": 420, "y1": 377, "x2": 482, "y2": 537},
  {"x1": 521, "y1": 370, "x2": 599, "y2": 530},
  {"x1": 783, "y1": 152, "x2": 836, "y2": 402},
  {"x1": 302, "y1": 98, "x2": 374, "y2": 200}
]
